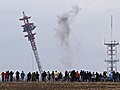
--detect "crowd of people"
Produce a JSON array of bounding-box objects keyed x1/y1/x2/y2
[
  {"x1": 41, "y1": 70, "x2": 120, "y2": 82},
  {"x1": 1, "y1": 70, "x2": 25, "y2": 82},
  {"x1": 1, "y1": 70, "x2": 120, "y2": 82}
]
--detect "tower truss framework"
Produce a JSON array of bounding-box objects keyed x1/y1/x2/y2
[
  {"x1": 104, "y1": 15, "x2": 119, "y2": 72},
  {"x1": 19, "y1": 12, "x2": 43, "y2": 74},
  {"x1": 104, "y1": 40, "x2": 119, "y2": 72}
]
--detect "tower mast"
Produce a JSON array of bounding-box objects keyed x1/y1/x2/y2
[
  {"x1": 19, "y1": 12, "x2": 43, "y2": 74},
  {"x1": 104, "y1": 15, "x2": 119, "y2": 72}
]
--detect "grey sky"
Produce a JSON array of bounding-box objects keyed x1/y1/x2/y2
[{"x1": 0, "y1": 0, "x2": 120, "y2": 73}]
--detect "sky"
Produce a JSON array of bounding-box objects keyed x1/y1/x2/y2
[{"x1": 0, "y1": 0, "x2": 120, "y2": 73}]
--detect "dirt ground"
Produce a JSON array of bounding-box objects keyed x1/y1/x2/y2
[{"x1": 0, "y1": 82, "x2": 120, "y2": 90}]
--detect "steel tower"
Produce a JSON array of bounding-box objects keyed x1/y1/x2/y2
[
  {"x1": 19, "y1": 12, "x2": 43, "y2": 74},
  {"x1": 104, "y1": 15, "x2": 119, "y2": 72}
]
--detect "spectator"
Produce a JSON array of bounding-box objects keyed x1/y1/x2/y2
[
  {"x1": 27, "y1": 72, "x2": 31, "y2": 82},
  {"x1": 4, "y1": 72, "x2": 7, "y2": 82},
  {"x1": 76, "y1": 71, "x2": 80, "y2": 82},
  {"x1": 31, "y1": 72, "x2": 36, "y2": 81},
  {"x1": 41, "y1": 71, "x2": 47, "y2": 82},
  {"x1": 70, "y1": 70, "x2": 76, "y2": 82},
  {"x1": 1, "y1": 72, "x2": 5, "y2": 82},
  {"x1": 58, "y1": 72, "x2": 63, "y2": 81},
  {"x1": 21, "y1": 71, "x2": 25, "y2": 81},
  {"x1": 51, "y1": 71, "x2": 54, "y2": 81},
  {"x1": 80, "y1": 70, "x2": 84, "y2": 82},
  {"x1": 91, "y1": 72, "x2": 96, "y2": 82},
  {"x1": 64, "y1": 70, "x2": 69, "y2": 81},
  {"x1": 54, "y1": 71, "x2": 59, "y2": 81},
  {"x1": 16, "y1": 71, "x2": 20, "y2": 81},
  {"x1": 46, "y1": 71, "x2": 51, "y2": 81},
  {"x1": 36, "y1": 71, "x2": 40, "y2": 82},
  {"x1": 9, "y1": 71, "x2": 14, "y2": 82},
  {"x1": 103, "y1": 71, "x2": 107, "y2": 82},
  {"x1": 6, "y1": 71, "x2": 9, "y2": 81}
]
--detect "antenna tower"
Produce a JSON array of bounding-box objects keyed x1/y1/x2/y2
[
  {"x1": 104, "y1": 15, "x2": 119, "y2": 72},
  {"x1": 19, "y1": 12, "x2": 43, "y2": 74}
]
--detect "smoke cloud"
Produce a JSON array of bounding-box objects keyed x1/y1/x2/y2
[{"x1": 56, "y1": 5, "x2": 81, "y2": 69}]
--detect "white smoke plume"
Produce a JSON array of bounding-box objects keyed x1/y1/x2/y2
[{"x1": 56, "y1": 5, "x2": 81, "y2": 69}]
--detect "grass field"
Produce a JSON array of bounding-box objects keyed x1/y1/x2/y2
[{"x1": 0, "y1": 82, "x2": 120, "y2": 90}]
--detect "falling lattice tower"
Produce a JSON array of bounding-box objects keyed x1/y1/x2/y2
[
  {"x1": 104, "y1": 15, "x2": 119, "y2": 72},
  {"x1": 19, "y1": 12, "x2": 43, "y2": 74}
]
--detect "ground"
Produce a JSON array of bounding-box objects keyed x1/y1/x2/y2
[{"x1": 0, "y1": 82, "x2": 120, "y2": 90}]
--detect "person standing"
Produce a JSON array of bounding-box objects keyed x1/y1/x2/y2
[
  {"x1": 58, "y1": 72, "x2": 63, "y2": 81},
  {"x1": 27, "y1": 72, "x2": 31, "y2": 82},
  {"x1": 46, "y1": 71, "x2": 51, "y2": 81},
  {"x1": 1, "y1": 72, "x2": 5, "y2": 82},
  {"x1": 9, "y1": 71, "x2": 14, "y2": 82},
  {"x1": 6, "y1": 71, "x2": 9, "y2": 81},
  {"x1": 51, "y1": 71, "x2": 54, "y2": 81},
  {"x1": 4, "y1": 72, "x2": 7, "y2": 82},
  {"x1": 64, "y1": 70, "x2": 69, "y2": 81},
  {"x1": 41, "y1": 71, "x2": 47, "y2": 82},
  {"x1": 15, "y1": 71, "x2": 20, "y2": 81},
  {"x1": 54, "y1": 71, "x2": 59, "y2": 81},
  {"x1": 70, "y1": 70, "x2": 76, "y2": 82},
  {"x1": 31, "y1": 72, "x2": 36, "y2": 81},
  {"x1": 21, "y1": 71, "x2": 25, "y2": 81},
  {"x1": 36, "y1": 71, "x2": 40, "y2": 82},
  {"x1": 76, "y1": 71, "x2": 80, "y2": 82}
]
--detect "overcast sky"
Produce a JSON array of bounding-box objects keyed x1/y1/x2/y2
[{"x1": 0, "y1": 0, "x2": 120, "y2": 73}]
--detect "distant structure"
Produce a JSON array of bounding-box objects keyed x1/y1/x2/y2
[
  {"x1": 104, "y1": 15, "x2": 119, "y2": 72},
  {"x1": 19, "y1": 12, "x2": 43, "y2": 74}
]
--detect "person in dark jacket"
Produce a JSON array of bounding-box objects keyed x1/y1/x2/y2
[
  {"x1": 51, "y1": 71, "x2": 54, "y2": 81},
  {"x1": 64, "y1": 70, "x2": 69, "y2": 81},
  {"x1": 36, "y1": 71, "x2": 40, "y2": 82},
  {"x1": 1, "y1": 72, "x2": 5, "y2": 82},
  {"x1": 70, "y1": 70, "x2": 76, "y2": 82},
  {"x1": 27, "y1": 72, "x2": 31, "y2": 82},
  {"x1": 58, "y1": 72, "x2": 63, "y2": 81},
  {"x1": 21, "y1": 71, "x2": 25, "y2": 81},
  {"x1": 41, "y1": 71, "x2": 47, "y2": 82},
  {"x1": 9, "y1": 71, "x2": 14, "y2": 82},
  {"x1": 16, "y1": 71, "x2": 20, "y2": 81},
  {"x1": 6, "y1": 71, "x2": 9, "y2": 81},
  {"x1": 31, "y1": 72, "x2": 36, "y2": 81}
]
